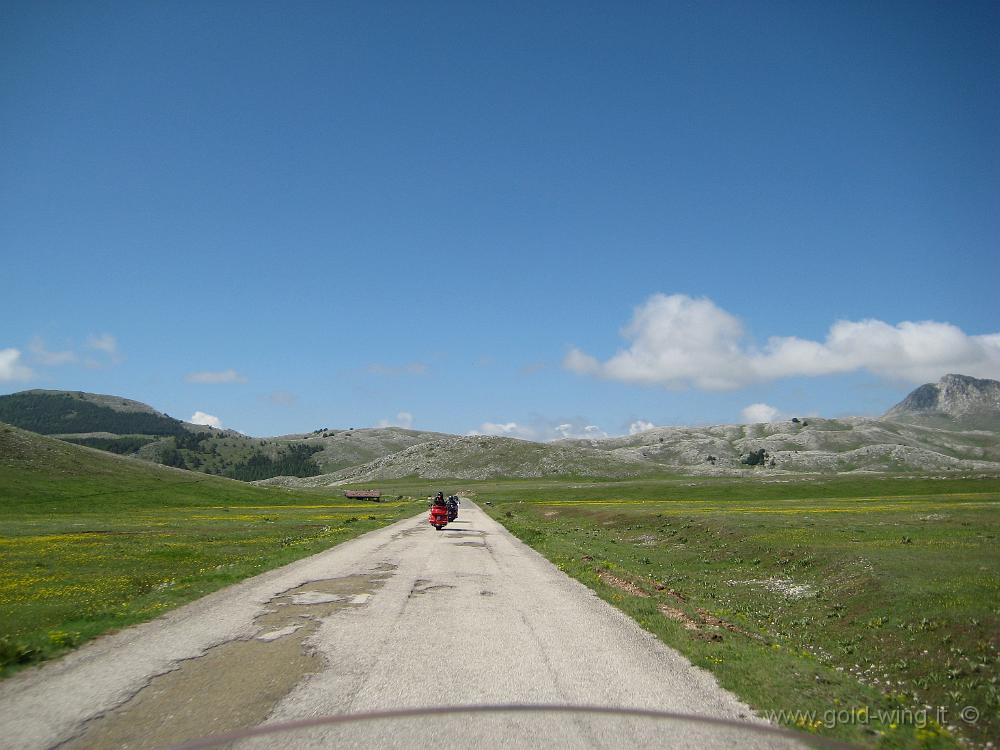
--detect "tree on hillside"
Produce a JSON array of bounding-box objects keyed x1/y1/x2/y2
[
  {"x1": 62, "y1": 436, "x2": 157, "y2": 454},
  {"x1": 160, "y1": 443, "x2": 187, "y2": 469},
  {"x1": 742, "y1": 448, "x2": 769, "y2": 466},
  {"x1": 224, "y1": 445, "x2": 323, "y2": 481}
]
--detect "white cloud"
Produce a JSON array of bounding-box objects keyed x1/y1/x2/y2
[
  {"x1": 378, "y1": 411, "x2": 415, "y2": 429},
  {"x1": 28, "y1": 337, "x2": 76, "y2": 366},
  {"x1": 190, "y1": 411, "x2": 222, "y2": 428},
  {"x1": 185, "y1": 369, "x2": 248, "y2": 384},
  {"x1": 87, "y1": 333, "x2": 122, "y2": 358},
  {"x1": 267, "y1": 390, "x2": 297, "y2": 406},
  {"x1": 554, "y1": 423, "x2": 609, "y2": 440},
  {"x1": 467, "y1": 417, "x2": 610, "y2": 441},
  {"x1": 367, "y1": 362, "x2": 428, "y2": 376},
  {"x1": 565, "y1": 294, "x2": 747, "y2": 389},
  {"x1": 83, "y1": 333, "x2": 123, "y2": 367},
  {"x1": 629, "y1": 420, "x2": 656, "y2": 435},
  {"x1": 565, "y1": 293, "x2": 1000, "y2": 389},
  {"x1": 467, "y1": 421, "x2": 537, "y2": 439},
  {"x1": 740, "y1": 403, "x2": 780, "y2": 424},
  {"x1": 563, "y1": 348, "x2": 601, "y2": 376},
  {"x1": 0, "y1": 348, "x2": 34, "y2": 382},
  {"x1": 8, "y1": 333, "x2": 124, "y2": 373},
  {"x1": 86, "y1": 333, "x2": 117, "y2": 354},
  {"x1": 520, "y1": 361, "x2": 548, "y2": 375}
]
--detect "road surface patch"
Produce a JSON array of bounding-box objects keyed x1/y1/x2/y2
[{"x1": 60, "y1": 567, "x2": 394, "y2": 750}]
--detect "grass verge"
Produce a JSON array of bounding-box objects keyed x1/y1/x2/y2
[{"x1": 457, "y1": 474, "x2": 999, "y2": 749}]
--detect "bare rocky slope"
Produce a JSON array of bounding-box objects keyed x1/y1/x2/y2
[
  {"x1": 259, "y1": 415, "x2": 1000, "y2": 486},
  {"x1": 272, "y1": 427, "x2": 455, "y2": 473},
  {"x1": 883, "y1": 373, "x2": 1000, "y2": 430},
  {"x1": 5, "y1": 375, "x2": 1000, "y2": 484},
  {"x1": 257, "y1": 435, "x2": 656, "y2": 486},
  {"x1": 259, "y1": 374, "x2": 1000, "y2": 486},
  {"x1": 552, "y1": 416, "x2": 1000, "y2": 475}
]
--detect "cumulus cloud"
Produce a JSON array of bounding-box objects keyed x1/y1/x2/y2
[
  {"x1": 629, "y1": 420, "x2": 657, "y2": 435},
  {"x1": 28, "y1": 337, "x2": 76, "y2": 366},
  {"x1": 378, "y1": 411, "x2": 415, "y2": 429},
  {"x1": 740, "y1": 403, "x2": 780, "y2": 424},
  {"x1": 185, "y1": 369, "x2": 248, "y2": 384},
  {"x1": 0, "y1": 348, "x2": 34, "y2": 382},
  {"x1": 565, "y1": 294, "x2": 1000, "y2": 389},
  {"x1": 367, "y1": 362, "x2": 428, "y2": 376},
  {"x1": 190, "y1": 411, "x2": 222, "y2": 428}
]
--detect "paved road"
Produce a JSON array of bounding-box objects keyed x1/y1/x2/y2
[{"x1": 0, "y1": 500, "x2": 808, "y2": 749}]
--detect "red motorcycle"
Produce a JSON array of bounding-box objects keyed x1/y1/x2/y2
[{"x1": 429, "y1": 504, "x2": 449, "y2": 530}]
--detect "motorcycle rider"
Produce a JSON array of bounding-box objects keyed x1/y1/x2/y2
[{"x1": 429, "y1": 491, "x2": 449, "y2": 529}]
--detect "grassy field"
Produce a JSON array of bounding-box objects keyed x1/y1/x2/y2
[
  {"x1": 362, "y1": 475, "x2": 1000, "y2": 749},
  {"x1": 4, "y1": 422, "x2": 999, "y2": 748},
  {"x1": 0, "y1": 425, "x2": 420, "y2": 676}
]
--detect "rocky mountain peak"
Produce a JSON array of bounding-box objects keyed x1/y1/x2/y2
[{"x1": 884, "y1": 374, "x2": 1000, "y2": 422}]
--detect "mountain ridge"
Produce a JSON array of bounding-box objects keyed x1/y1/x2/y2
[
  {"x1": 257, "y1": 414, "x2": 1000, "y2": 485},
  {"x1": 0, "y1": 391, "x2": 193, "y2": 437},
  {"x1": 3, "y1": 375, "x2": 999, "y2": 482}
]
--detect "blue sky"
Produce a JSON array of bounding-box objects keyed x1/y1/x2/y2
[{"x1": 2, "y1": 1, "x2": 998, "y2": 438}]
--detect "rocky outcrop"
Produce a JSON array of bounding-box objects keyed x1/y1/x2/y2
[
  {"x1": 277, "y1": 427, "x2": 453, "y2": 473},
  {"x1": 883, "y1": 374, "x2": 1000, "y2": 429},
  {"x1": 256, "y1": 435, "x2": 655, "y2": 485},
  {"x1": 258, "y1": 414, "x2": 1000, "y2": 487}
]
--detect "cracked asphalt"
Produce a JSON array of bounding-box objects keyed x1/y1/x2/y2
[{"x1": 0, "y1": 500, "x2": 808, "y2": 749}]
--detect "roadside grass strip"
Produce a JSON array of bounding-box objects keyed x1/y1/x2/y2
[
  {"x1": 0, "y1": 496, "x2": 419, "y2": 676},
  {"x1": 483, "y1": 476, "x2": 1000, "y2": 750}
]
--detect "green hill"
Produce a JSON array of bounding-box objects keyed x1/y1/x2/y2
[
  {"x1": 0, "y1": 391, "x2": 450, "y2": 482},
  {"x1": 0, "y1": 420, "x2": 272, "y2": 510},
  {"x1": 0, "y1": 390, "x2": 327, "y2": 481},
  {"x1": 0, "y1": 390, "x2": 186, "y2": 437},
  {"x1": 0, "y1": 422, "x2": 415, "y2": 675}
]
